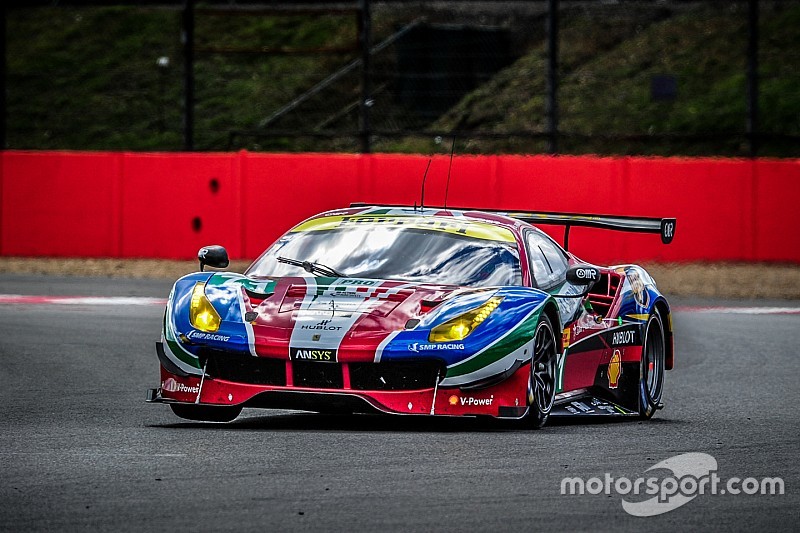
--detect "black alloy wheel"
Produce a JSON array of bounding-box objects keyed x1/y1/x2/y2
[{"x1": 527, "y1": 314, "x2": 557, "y2": 429}]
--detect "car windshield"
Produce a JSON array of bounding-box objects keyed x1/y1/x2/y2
[{"x1": 246, "y1": 220, "x2": 522, "y2": 288}]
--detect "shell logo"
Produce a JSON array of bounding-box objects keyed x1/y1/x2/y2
[
  {"x1": 608, "y1": 350, "x2": 622, "y2": 389},
  {"x1": 448, "y1": 395, "x2": 459, "y2": 406},
  {"x1": 162, "y1": 377, "x2": 178, "y2": 392}
]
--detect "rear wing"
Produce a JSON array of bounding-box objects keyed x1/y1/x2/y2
[{"x1": 349, "y1": 203, "x2": 676, "y2": 250}]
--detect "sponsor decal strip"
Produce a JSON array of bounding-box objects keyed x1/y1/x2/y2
[
  {"x1": 162, "y1": 377, "x2": 200, "y2": 395},
  {"x1": 291, "y1": 214, "x2": 516, "y2": 243},
  {"x1": 448, "y1": 394, "x2": 494, "y2": 407},
  {"x1": 567, "y1": 323, "x2": 639, "y2": 351},
  {"x1": 290, "y1": 347, "x2": 337, "y2": 362},
  {"x1": 673, "y1": 306, "x2": 800, "y2": 315},
  {"x1": 0, "y1": 294, "x2": 167, "y2": 305}
]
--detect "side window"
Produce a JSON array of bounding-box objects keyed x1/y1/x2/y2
[{"x1": 526, "y1": 230, "x2": 569, "y2": 289}]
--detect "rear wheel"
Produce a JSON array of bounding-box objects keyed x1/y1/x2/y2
[
  {"x1": 638, "y1": 311, "x2": 665, "y2": 419},
  {"x1": 170, "y1": 403, "x2": 242, "y2": 422},
  {"x1": 526, "y1": 314, "x2": 557, "y2": 429}
]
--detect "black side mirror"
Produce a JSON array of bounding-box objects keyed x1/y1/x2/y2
[
  {"x1": 566, "y1": 265, "x2": 601, "y2": 289},
  {"x1": 198, "y1": 245, "x2": 229, "y2": 272}
]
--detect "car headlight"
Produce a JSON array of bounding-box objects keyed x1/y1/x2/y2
[
  {"x1": 190, "y1": 282, "x2": 221, "y2": 332},
  {"x1": 429, "y1": 296, "x2": 503, "y2": 343}
]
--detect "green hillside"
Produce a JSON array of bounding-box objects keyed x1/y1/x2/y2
[
  {"x1": 6, "y1": 3, "x2": 799, "y2": 156},
  {"x1": 7, "y1": 6, "x2": 357, "y2": 151},
  {"x1": 387, "y1": 3, "x2": 800, "y2": 156}
]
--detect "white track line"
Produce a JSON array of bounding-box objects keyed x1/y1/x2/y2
[
  {"x1": 673, "y1": 306, "x2": 800, "y2": 315},
  {"x1": 0, "y1": 294, "x2": 167, "y2": 306}
]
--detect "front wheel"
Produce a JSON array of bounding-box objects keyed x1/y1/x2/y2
[
  {"x1": 638, "y1": 311, "x2": 666, "y2": 419},
  {"x1": 170, "y1": 403, "x2": 242, "y2": 422},
  {"x1": 526, "y1": 314, "x2": 558, "y2": 429}
]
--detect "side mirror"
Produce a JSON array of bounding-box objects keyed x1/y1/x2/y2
[
  {"x1": 198, "y1": 245, "x2": 229, "y2": 272},
  {"x1": 566, "y1": 265, "x2": 601, "y2": 289}
]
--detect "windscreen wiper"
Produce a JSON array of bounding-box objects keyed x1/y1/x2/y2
[{"x1": 277, "y1": 256, "x2": 346, "y2": 278}]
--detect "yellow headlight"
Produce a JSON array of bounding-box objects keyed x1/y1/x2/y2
[
  {"x1": 429, "y1": 296, "x2": 503, "y2": 343},
  {"x1": 190, "y1": 282, "x2": 221, "y2": 332}
]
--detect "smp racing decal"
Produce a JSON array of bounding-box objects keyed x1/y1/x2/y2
[
  {"x1": 186, "y1": 330, "x2": 231, "y2": 342},
  {"x1": 408, "y1": 342, "x2": 465, "y2": 353},
  {"x1": 608, "y1": 350, "x2": 622, "y2": 389},
  {"x1": 290, "y1": 347, "x2": 338, "y2": 362}
]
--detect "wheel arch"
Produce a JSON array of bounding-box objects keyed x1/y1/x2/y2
[
  {"x1": 541, "y1": 300, "x2": 563, "y2": 354},
  {"x1": 653, "y1": 298, "x2": 674, "y2": 370}
]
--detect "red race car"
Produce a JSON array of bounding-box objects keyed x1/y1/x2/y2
[{"x1": 147, "y1": 205, "x2": 676, "y2": 428}]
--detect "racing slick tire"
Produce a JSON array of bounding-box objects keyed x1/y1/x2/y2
[
  {"x1": 526, "y1": 314, "x2": 558, "y2": 429},
  {"x1": 638, "y1": 310, "x2": 666, "y2": 419},
  {"x1": 170, "y1": 403, "x2": 243, "y2": 422}
]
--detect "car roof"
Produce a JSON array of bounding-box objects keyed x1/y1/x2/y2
[{"x1": 313, "y1": 205, "x2": 531, "y2": 234}]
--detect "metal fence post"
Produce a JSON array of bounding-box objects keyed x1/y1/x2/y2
[
  {"x1": 359, "y1": 0, "x2": 372, "y2": 154},
  {"x1": 746, "y1": 0, "x2": 759, "y2": 157},
  {"x1": 182, "y1": 0, "x2": 195, "y2": 151},
  {"x1": 545, "y1": 0, "x2": 559, "y2": 155},
  {"x1": 1, "y1": 5, "x2": 6, "y2": 150}
]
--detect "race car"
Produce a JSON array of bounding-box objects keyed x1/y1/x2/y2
[{"x1": 147, "y1": 204, "x2": 676, "y2": 428}]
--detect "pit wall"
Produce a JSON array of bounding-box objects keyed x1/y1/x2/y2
[{"x1": 1, "y1": 150, "x2": 798, "y2": 264}]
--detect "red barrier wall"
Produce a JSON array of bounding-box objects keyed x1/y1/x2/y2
[
  {"x1": 120, "y1": 153, "x2": 243, "y2": 259},
  {"x1": 1, "y1": 150, "x2": 798, "y2": 264},
  {"x1": 241, "y1": 153, "x2": 362, "y2": 258},
  {"x1": 754, "y1": 159, "x2": 800, "y2": 262},
  {"x1": 1, "y1": 151, "x2": 123, "y2": 256}
]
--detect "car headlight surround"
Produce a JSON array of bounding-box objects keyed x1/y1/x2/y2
[
  {"x1": 429, "y1": 296, "x2": 503, "y2": 343},
  {"x1": 190, "y1": 281, "x2": 221, "y2": 332}
]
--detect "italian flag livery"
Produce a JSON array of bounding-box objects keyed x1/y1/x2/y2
[{"x1": 149, "y1": 206, "x2": 675, "y2": 426}]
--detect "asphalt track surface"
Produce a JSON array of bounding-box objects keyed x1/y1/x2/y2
[{"x1": 1, "y1": 275, "x2": 798, "y2": 531}]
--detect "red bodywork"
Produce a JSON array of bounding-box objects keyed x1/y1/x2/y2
[
  {"x1": 158, "y1": 363, "x2": 531, "y2": 418},
  {"x1": 153, "y1": 208, "x2": 674, "y2": 420}
]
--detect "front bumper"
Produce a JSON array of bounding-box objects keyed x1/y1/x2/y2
[{"x1": 147, "y1": 355, "x2": 532, "y2": 419}]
